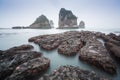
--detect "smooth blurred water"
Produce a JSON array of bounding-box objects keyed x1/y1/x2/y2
[{"x1": 0, "y1": 28, "x2": 120, "y2": 80}]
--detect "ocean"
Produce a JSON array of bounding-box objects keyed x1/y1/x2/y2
[{"x1": 0, "y1": 28, "x2": 120, "y2": 80}]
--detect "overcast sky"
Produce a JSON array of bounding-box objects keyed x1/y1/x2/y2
[{"x1": 0, "y1": 0, "x2": 120, "y2": 28}]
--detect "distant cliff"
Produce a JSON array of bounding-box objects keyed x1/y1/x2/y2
[
  {"x1": 58, "y1": 8, "x2": 78, "y2": 28},
  {"x1": 29, "y1": 15, "x2": 51, "y2": 29}
]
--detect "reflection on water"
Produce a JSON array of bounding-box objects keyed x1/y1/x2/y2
[{"x1": 0, "y1": 28, "x2": 120, "y2": 80}]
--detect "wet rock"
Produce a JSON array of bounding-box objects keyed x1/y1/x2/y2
[
  {"x1": 6, "y1": 57, "x2": 50, "y2": 80},
  {"x1": 7, "y1": 44, "x2": 33, "y2": 51},
  {"x1": 0, "y1": 44, "x2": 33, "y2": 60},
  {"x1": 29, "y1": 31, "x2": 82, "y2": 51},
  {"x1": 0, "y1": 51, "x2": 42, "y2": 80},
  {"x1": 39, "y1": 65, "x2": 110, "y2": 80},
  {"x1": 79, "y1": 38, "x2": 116, "y2": 74},
  {"x1": 58, "y1": 38, "x2": 83, "y2": 55},
  {"x1": 105, "y1": 42, "x2": 120, "y2": 61},
  {"x1": 58, "y1": 8, "x2": 78, "y2": 28},
  {"x1": 0, "y1": 44, "x2": 51, "y2": 80},
  {"x1": 95, "y1": 32, "x2": 120, "y2": 46},
  {"x1": 40, "y1": 34, "x2": 62, "y2": 50},
  {"x1": 28, "y1": 35, "x2": 49, "y2": 43},
  {"x1": 29, "y1": 31, "x2": 117, "y2": 73},
  {"x1": 107, "y1": 33, "x2": 120, "y2": 41},
  {"x1": 29, "y1": 34, "x2": 61, "y2": 50}
]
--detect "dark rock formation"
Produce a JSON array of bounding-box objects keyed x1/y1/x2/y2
[
  {"x1": 0, "y1": 44, "x2": 33, "y2": 60},
  {"x1": 49, "y1": 20, "x2": 54, "y2": 28},
  {"x1": 0, "y1": 51, "x2": 42, "y2": 80},
  {"x1": 96, "y1": 32, "x2": 120, "y2": 62},
  {"x1": 103, "y1": 33, "x2": 120, "y2": 61},
  {"x1": 107, "y1": 33, "x2": 120, "y2": 41},
  {"x1": 29, "y1": 15, "x2": 51, "y2": 29},
  {"x1": 58, "y1": 8, "x2": 78, "y2": 28},
  {"x1": 29, "y1": 31, "x2": 117, "y2": 74},
  {"x1": 40, "y1": 34, "x2": 61, "y2": 50},
  {"x1": 12, "y1": 26, "x2": 25, "y2": 29},
  {"x1": 0, "y1": 44, "x2": 50, "y2": 80},
  {"x1": 58, "y1": 38, "x2": 83, "y2": 55},
  {"x1": 95, "y1": 32, "x2": 120, "y2": 46},
  {"x1": 6, "y1": 57, "x2": 50, "y2": 80},
  {"x1": 39, "y1": 65, "x2": 110, "y2": 80},
  {"x1": 29, "y1": 31, "x2": 82, "y2": 51},
  {"x1": 79, "y1": 38, "x2": 116, "y2": 74},
  {"x1": 105, "y1": 42, "x2": 120, "y2": 61},
  {"x1": 79, "y1": 20, "x2": 85, "y2": 28}
]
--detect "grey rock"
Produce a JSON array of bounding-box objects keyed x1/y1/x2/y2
[
  {"x1": 107, "y1": 33, "x2": 120, "y2": 41},
  {"x1": 58, "y1": 38, "x2": 83, "y2": 55},
  {"x1": 29, "y1": 31, "x2": 117, "y2": 74},
  {"x1": 105, "y1": 42, "x2": 120, "y2": 61},
  {"x1": 79, "y1": 38, "x2": 116, "y2": 74},
  {"x1": 29, "y1": 15, "x2": 51, "y2": 29},
  {"x1": 6, "y1": 57, "x2": 50, "y2": 80},
  {"x1": 0, "y1": 44, "x2": 51, "y2": 80},
  {"x1": 79, "y1": 21, "x2": 85, "y2": 28},
  {"x1": 39, "y1": 65, "x2": 110, "y2": 80},
  {"x1": 0, "y1": 44, "x2": 33, "y2": 60},
  {"x1": 0, "y1": 51, "x2": 42, "y2": 80},
  {"x1": 49, "y1": 20, "x2": 54, "y2": 28},
  {"x1": 58, "y1": 8, "x2": 78, "y2": 28}
]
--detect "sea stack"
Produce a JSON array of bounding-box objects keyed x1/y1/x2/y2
[
  {"x1": 49, "y1": 20, "x2": 54, "y2": 28},
  {"x1": 58, "y1": 8, "x2": 78, "y2": 28},
  {"x1": 29, "y1": 15, "x2": 51, "y2": 29},
  {"x1": 79, "y1": 21, "x2": 85, "y2": 28}
]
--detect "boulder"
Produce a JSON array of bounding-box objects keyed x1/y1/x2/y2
[
  {"x1": 95, "y1": 32, "x2": 120, "y2": 46},
  {"x1": 105, "y1": 42, "x2": 120, "y2": 61},
  {"x1": 29, "y1": 31, "x2": 81, "y2": 51},
  {"x1": 0, "y1": 51, "x2": 42, "y2": 80},
  {"x1": 29, "y1": 15, "x2": 51, "y2": 29},
  {"x1": 29, "y1": 34, "x2": 62, "y2": 50},
  {"x1": 107, "y1": 33, "x2": 120, "y2": 41},
  {"x1": 58, "y1": 38, "x2": 83, "y2": 56},
  {"x1": 28, "y1": 35, "x2": 49, "y2": 43},
  {"x1": 58, "y1": 8, "x2": 78, "y2": 28},
  {"x1": 79, "y1": 38, "x2": 116, "y2": 74},
  {"x1": 0, "y1": 43, "x2": 51, "y2": 80},
  {"x1": 7, "y1": 44, "x2": 33, "y2": 51},
  {"x1": 39, "y1": 34, "x2": 62, "y2": 50},
  {"x1": 0, "y1": 44, "x2": 33, "y2": 60},
  {"x1": 39, "y1": 65, "x2": 110, "y2": 80},
  {"x1": 6, "y1": 57, "x2": 50, "y2": 80}
]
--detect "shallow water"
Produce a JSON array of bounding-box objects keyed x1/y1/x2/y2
[{"x1": 0, "y1": 28, "x2": 120, "y2": 80}]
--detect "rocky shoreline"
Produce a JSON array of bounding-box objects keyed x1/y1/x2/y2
[
  {"x1": 0, "y1": 30, "x2": 120, "y2": 80},
  {"x1": 29, "y1": 31, "x2": 120, "y2": 74},
  {"x1": 0, "y1": 44, "x2": 50, "y2": 80},
  {"x1": 40, "y1": 65, "x2": 110, "y2": 80}
]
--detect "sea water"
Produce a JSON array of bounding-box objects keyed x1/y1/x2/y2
[{"x1": 0, "y1": 28, "x2": 120, "y2": 80}]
